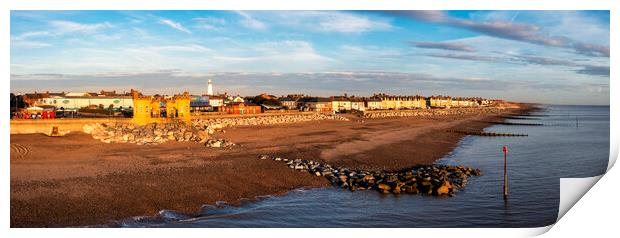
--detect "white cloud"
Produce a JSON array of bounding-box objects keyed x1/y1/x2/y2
[
  {"x1": 315, "y1": 12, "x2": 393, "y2": 33},
  {"x1": 265, "y1": 11, "x2": 393, "y2": 33},
  {"x1": 50, "y1": 20, "x2": 113, "y2": 34},
  {"x1": 159, "y1": 19, "x2": 192, "y2": 34},
  {"x1": 193, "y1": 17, "x2": 226, "y2": 24},
  {"x1": 11, "y1": 31, "x2": 53, "y2": 40},
  {"x1": 11, "y1": 40, "x2": 53, "y2": 49},
  {"x1": 149, "y1": 44, "x2": 213, "y2": 53},
  {"x1": 236, "y1": 11, "x2": 267, "y2": 30},
  {"x1": 193, "y1": 17, "x2": 227, "y2": 30},
  {"x1": 93, "y1": 34, "x2": 122, "y2": 41}
]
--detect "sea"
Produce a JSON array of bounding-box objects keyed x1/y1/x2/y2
[{"x1": 120, "y1": 105, "x2": 610, "y2": 228}]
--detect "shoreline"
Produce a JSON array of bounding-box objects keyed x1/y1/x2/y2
[{"x1": 10, "y1": 105, "x2": 534, "y2": 227}]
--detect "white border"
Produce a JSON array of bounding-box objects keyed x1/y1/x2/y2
[{"x1": 2, "y1": 1, "x2": 616, "y2": 237}]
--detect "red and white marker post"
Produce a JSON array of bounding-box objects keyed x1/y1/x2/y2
[{"x1": 503, "y1": 145, "x2": 508, "y2": 200}]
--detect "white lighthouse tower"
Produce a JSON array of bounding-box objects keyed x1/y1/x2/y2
[{"x1": 207, "y1": 79, "x2": 213, "y2": 96}]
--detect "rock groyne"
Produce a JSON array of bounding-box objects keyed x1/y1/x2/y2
[
  {"x1": 259, "y1": 155, "x2": 481, "y2": 196},
  {"x1": 192, "y1": 113, "x2": 348, "y2": 129},
  {"x1": 82, "y1": 121, "x2": 235, "y2": 147},
  {"x1": 83, "y1": 113, "x2": 348, "y2": 146}
]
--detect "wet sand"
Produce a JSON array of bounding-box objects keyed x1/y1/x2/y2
[{"x1": 10, "y1": 106, "x2": 530, "y2": 227}]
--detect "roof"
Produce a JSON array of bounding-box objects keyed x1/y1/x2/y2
[
  {"x1": 330, "y1": 96, "x2": 351, "y2": 102},
  {"x1": 305, "y1": 97, "x2": 331, "y2": 103},
  {"x1": 227, "y1": 102, "x2": 260, "y2": 106},
  {"x1": 63, "y1": 95, "x2": 132, "y2": 99},
  {"x1": 26, "y1": 106, "x2": 44, "y2": 111},
  {"x1": 23, "y1": 93, "x2": 48, "y2": 99},
  {"x1": 65, "y1": 92, "x2": 92, "y2": 97},
  {"x1": 190, "y1": 101, "x2": 211, "y2": 107},
  {"x1": 279, "y1": 97, "x2": 297, "y2": 102},
  {"x1": 364, "y1": 97, "x2": 382, "y2": 102},
  {"x1": 261, "y1": 104, "x2": 282, "y2": 109}
]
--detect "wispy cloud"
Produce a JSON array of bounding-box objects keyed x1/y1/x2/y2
[
  {"x1": 236, "y1": 11, "x2": 267, "y2": 30},
  {"x1": 426, "y1": 52, "x2": 609, "y2": 77},
  {"x1": 159, "y1": 19, "x2": 192, "y2": 34},
  {"x1": 313, "y1": 11, "x2": 392, "y2": 33},
  {"x1": 385, "y1": 11, "x2": 609, "y2": 57},
  {"x1": 11, "y1": 31, "x2": 53, "y2": 40},
  {"x1": 576, "y1": 66, "x2": 609, "y2": 77},
  {"x1": 426, "y1": 53, "x2": 502, "y2": 63},
  {"x1": 50, "y1": 20, "x2": 113, "y2": 34},
  {"x1": 412, "y1": 41, "x2": 475, "y2": 52},
  {"x1": 193, "y1": 17, "x2": 226, "y2": 30},
  {"x1": 511, "y1": 55, "x2": 577, "y2": 66},
  {"x1": 263, "y1": 11, "x2": 393, "y2": 33},
  {"x1": 11, "y1": 40, "x2": 53, "y2": 49},
  {"x1": 148, "y1": 44, "x2": 213, "y2": 53}
]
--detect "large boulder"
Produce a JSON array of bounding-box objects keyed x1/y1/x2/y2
[
  {"x1": 435, "y1": 180, "x2": 453, "y2": 196},
  {"x1": 377, "y1": 183, "x2": 391, "y2": 194}
]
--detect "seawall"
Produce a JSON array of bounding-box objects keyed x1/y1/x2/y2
[
  {"x1": 10, "y1": 118, "x2": 131, "y2": 134},
  {"x1": 9, "y1": 111, "x2": 323, "y2": 134}
]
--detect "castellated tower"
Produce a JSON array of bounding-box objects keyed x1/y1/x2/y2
[{"x1": 207, "y1": 79, "x2": 213, "y2": 96}]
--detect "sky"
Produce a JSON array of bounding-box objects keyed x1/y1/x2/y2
[{"x1": 10, "y1": 10, "x2": 610, "y2": 105}]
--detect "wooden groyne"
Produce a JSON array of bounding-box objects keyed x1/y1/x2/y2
[
  {"x1": 485, "y1": 121, "x2": 545, "y2": 126},
  {"x1": 447, "y1": 129, "x2": 528, "y2": 137},
  {"x1": 501, "y1": 116, "x2": 542, "y2": 120}
]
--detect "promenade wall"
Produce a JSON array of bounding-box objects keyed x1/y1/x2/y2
[
  {"x1": 10, "y1": 111, "x2": 322, "y2": 134},
  {"x1": 10, "y1": 118, "x2": 131, "y2": 134}
]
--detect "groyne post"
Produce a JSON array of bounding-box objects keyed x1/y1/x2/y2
[
  {"x1": 503, "y1": 146, "x2": 508, "y2": 200},
  {"x1": 576, "y1": 116, "x2": 579, "y2": 128}
]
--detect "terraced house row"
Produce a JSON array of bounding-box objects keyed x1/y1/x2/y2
[{"x1": 280, "y1": 94, "x2": 493, "y2": 112}]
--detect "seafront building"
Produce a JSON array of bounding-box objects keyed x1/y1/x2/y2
[
  {"x1": 375, "y1": 94, "x2": 427, "y2": 110},
  {"x1": 427, "y1": 95, "x2": 453, "y2": 108},
  {"x1": 331, "y1": 96, "x2": 352, "y2": 112},
  {"x1": 12, "y1": 78, "x2": 495, "y2": 120},
  {"x1": 24, "y1": 91, "x2": 134, "y2": 110},
  {"x1": 350, "y1": 97, "x2": 366, "y2": 111},
  {"x1": 131, "y1": 89, "x2": 191, "y2": 125},
  {"x1": 222, "y1": 102, "x2": 262, "y2": 114},
  {"x1": 279, "y1": 97, "x2": 298, "y2": 109},
  {"x1": 364, "y1": 97, "x2": 383, "y2": 110},
  {"x1": 300, "y1": 97, "x2": 332, "y2": 112}
]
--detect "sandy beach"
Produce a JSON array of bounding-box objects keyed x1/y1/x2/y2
[{"x1": 10, "y1": 106, "x2": 531, "y2": 227}]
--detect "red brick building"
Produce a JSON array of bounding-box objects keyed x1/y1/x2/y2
[{"x1": 223, "y1": 102, "x2": 262, "y2": 115}]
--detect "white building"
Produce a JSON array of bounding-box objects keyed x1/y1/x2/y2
[
  {"x1": 207, "y1": 79, "x2": 213, "y2": 96},
  {"x1": 208, "y1": 96, "x2": 224, "y2": 107},
  {"x1": 37, "y1": 92, "x2": 133, "y2": 109},
  {"x1": 351, "y1": 98, "x2": 366, "y2": 111}
]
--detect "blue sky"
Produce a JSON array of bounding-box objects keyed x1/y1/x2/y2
[{"x1": 10, "y1": 10, "x2": 610, "y2": 105}]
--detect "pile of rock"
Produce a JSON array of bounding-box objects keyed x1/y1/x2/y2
[
  {"x1": 363, "y1": 107, "x2": 504, "y2": 119},
  {"x1": 83, "y1": 122, "x2": 233, "y2": 148},
  {"x1": 192, "y1": 113, "x2": 348, "y2": 129},
  {"x1": 258, "y1": 155, "x2": 481, "y2": 196}
]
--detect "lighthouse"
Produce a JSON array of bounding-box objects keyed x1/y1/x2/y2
[{"x1": 207, "y1": 79, "x2": 213, "y2": 96}]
